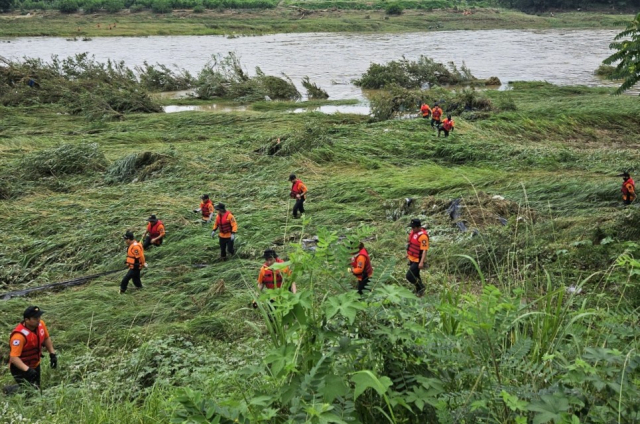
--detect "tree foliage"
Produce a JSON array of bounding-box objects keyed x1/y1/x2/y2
[{"x1": 603, "y1": 13, "x2": 640, "y2": 94}]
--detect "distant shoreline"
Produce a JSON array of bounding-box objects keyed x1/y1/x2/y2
[{"x1": 0, "y1": 8, "x2": 635, "y2": 37}]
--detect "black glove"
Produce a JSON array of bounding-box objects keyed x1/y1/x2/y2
[
  {"x1": 193, "y1": 209, "x2": 198, "y2": 214},
  {"x1": 252, "y1": 301, "x2": 258, "y2": 309},
  {"x1": 50, "y1": 353, "x2": 58, "y2": 369},
  {"x1": 25, "y1": 367, "x2": 37, "y2": 379}
]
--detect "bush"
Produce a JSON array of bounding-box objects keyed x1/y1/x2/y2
[
  {"x1": 385, "y1": 2, "x2": 403, "y2": 15},
  {"x1": 595, "y1": 64, "x2": 616, "y2": 78},
  {"x1": 58, "y1": 0, "x2": 79, "y2": 13},
  {"x1": 192, "y1": 3, "x2": 204, "y2": 12},
  {"x1": 151, "y1": 0, "x2": 171, "y2": 13},
  {"x1": 129, "y1": 3, "x2": 144, "y2": 11},
  {"x1": 22, "y1": 143, "x2": 108, "y2": 179},
  {"x1": 136, "y1": 62, "x2": 194, "y2": 91},
  {"x1": 301, "y1": 76, "x2": 329, "y2": 100},
  {"x1": 104, "y1": 0, "x2": 124, "y2": 12},
  {"x1": 354, "y1": 55, "x2": 477, "y2": 89},
  {"x1": 82, "y1": 0, "x2": 103, "y2": 13}
]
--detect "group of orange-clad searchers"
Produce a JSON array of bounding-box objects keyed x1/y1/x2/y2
[
  {"x1": 5, "y1": 167, "x2": 636, "y2": 392},
  {"x1": 420, "y1": 101, "x2": 455, "y2": 137}
]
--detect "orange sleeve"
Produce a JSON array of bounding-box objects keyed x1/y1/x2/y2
[
  {"x1": 299, "y1": 182, "x2": 307, "y2": 195},
  {"x1": 230, "y1": 214, "x2": 238, "y2": 233},
  {"x1": 40, "y1": 320, "x2": 50, "y2": 340},
  {"x1": 9, "y1": 333, "x2": 25, "y2": 357},
  {"x1": 352, "y1": 255, "x2": 365, "y2": 275},
  {"x1": 158, "y1": 224, "x2": 166, "y2": 237},
  {"x1": 212, "y1": 215, "x2": 219, "y2": 231},
  {"x1": 419, "y1": 234, "x2": 429, "y2": 251},
  {"x1": 206, "y1": 204, "x2": 214, "y2": 215},
  {"x1": 257, "y1": 266, "x2": 266, "y2": 284}
]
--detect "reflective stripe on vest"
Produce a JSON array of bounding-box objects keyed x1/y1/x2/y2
[
  {"x1": 216, "y1": 211, "x2": 232, "y2": 233},
  {"x1": 263, "y1": 259, "x2": 284, "y2": 289},
  {"x1": 10, "y1": 323, "x2": 44, "y2": 368},
  {"x1": 126, "y1": 242, "x2": 142, "y2": 269},
  {"x1": 148, "y1": 220, "x2": 163, "y2": 238},
  {"x1": 407, "y1": 229, "x2": 428, "y2": 260}
]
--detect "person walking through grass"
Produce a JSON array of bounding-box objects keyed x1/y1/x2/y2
[
  {"x1": 142, "y1": 215, "x2": 165, "y2": 249},
  {"x1": 420, "y1": 101, "x2": 431, "y2": 120},
  {"x1": 350, "y1": 242, "x2": 373, "y2": 295},
  {"x1": 193, "y1": 194, "x2": 214, "y2": 224},
  {"x1": 7, "y1": 306, "x2": 57, "y2": 390},
  {"x1": 121, "y1": 231, "x2": 146, "y2": 294},
  {"x1": 406, "y1": 219, "x2": 429, "y2": 297},
  {"x1": 438, "y1": 115, "x2": 455, "y2": 138},
  {"x1": 289, "y1": 174, "x2": 308, "y2": 219},
  {"x1": 431, "y1": 104, "x2": 443, "y2": 129},
  {"x1": 257, "y1": 250, "x2": 296, "y2": 293},
  {"x1": 619, "y1": 171, "x2": 636, "y2": 205},
  {"x1": 211, "y1": 203, "x2": 237, "y2": 261}
]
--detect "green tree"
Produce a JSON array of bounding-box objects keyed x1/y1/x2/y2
[
  {"x1": 0, "y1": 0, "x2": 13, "y2": 12},
  {"x1": 603, "y1": 13, "x2": 640, "y2": 94}
]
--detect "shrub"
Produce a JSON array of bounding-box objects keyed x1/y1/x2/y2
[
  {"x1": 104, "y1": 0, "x2": 124, "y2": 12},
  {"x1": 83, "y1": 0, "x2": 103, "y2": 13},
  {"x1": 301, "y1": 76, "x2": 329, "y2": 100},
  {"x1": 136, "y1": 62, "x2": 194, "y2": 91},
  {"x1": 58, "y1": 0, "x2": 79, "y2": 13},
  {"x1": 385, "y1": 2, "x2": 403, "y2": 15},
  {"x1": 129, "y1": 3, "x2": 144, "y2": 11},
  {"x1": 105, "y1": 152, "x2": 172, "y2": 183},
  {"x1": 151, "y1": 0, "x2": 171, "y2": 13},
  {"x1": 192, "y1": 3, "x2": 204, "y2": 12},
  {"x1": 354, "y1": 55, "x2": 477, "y2": 89},
  {"x1": 594, "y1": 64, "x2": 616, "y2": 78}
]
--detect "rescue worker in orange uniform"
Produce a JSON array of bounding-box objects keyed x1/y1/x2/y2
[
  {"x1": 619, "y1": 171, "x2": 636, "y2": 205},
  {"x1": 193, "y1": 194, "x2": 214, "y2": 224},
  {"x1": 406, "y1": 219, "x2": 429, "y2": 297},
  {"x1": 438, "y1": 115, "x2": 455, "y2": 138},
  {"x1": 257, "y1": 250, "x2": 297, "y2": 293},
  {"x1": 211, "y1": 203, "x2": 237, "y2": 261},
  {"x1": 289, "y1": 174, "x2": 308, "y2": 219},
  {"x1": 8, "y1": 306, "x2": 57, "y2": 389},
  {"x1": 121, "y1": 231, "x2": 146, "y2": 294},
  {"x1": 420, "y1": 102, "x2": 431, "y2": 120},
  {"x1": 431, "y1": 104, "x2": 443, "y2": 129},
  {"x1": 350, "y1": 242, "x2": 373, "y2": 295},
  {"x1": 142, "y1": 215, "x2": 165, "y2": 249}
]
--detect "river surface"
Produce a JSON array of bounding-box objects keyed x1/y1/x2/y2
[{"x1": 0, "y1": 29, "x2": 623, "y2": 102}]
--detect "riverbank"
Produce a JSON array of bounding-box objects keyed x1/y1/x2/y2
[
  {"x1": 0, "y1": 8, "x2": 635, "y2": 37},
  {"x1": 2, "y1": 81, "x2": 640, "y2": 422}
]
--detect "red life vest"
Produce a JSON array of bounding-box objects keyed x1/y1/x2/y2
[
  {"x1": 351, "y1": 248, "x2": 373, "y2": 279},
  {"x1": 432, "y1": 108, "x2": 442, "y2": 120},
  {"x1": 407, "y1": 228, "x2": 428, "y2": 260},
  {"x1": 10, "y1": 322, "x2": 46, "y2": 368},
  {"x1": 216, "y1": 211, "x2": 232, "y2": 233},
  {"x1": 623, "y1": 178, "x2": 636, "y2": 202},
  {"x1": 147, "y1": 220, "x2": 164, "y2": 238},
  {"x1": 290, "y1": 180, "x2": 305, "y2": 199},
  {"x1": 201, "y1": 200, "x2": 213, "y2": 219},
  {"x1": 262, "y1": 258, "x2": 284, "y2": 289},
  {"x1": 442, "y1": 119, "x2": 454, "y2": 131}
]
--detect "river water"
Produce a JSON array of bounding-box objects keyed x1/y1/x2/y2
[{"x1": 0, "y1": 29, "x2": 623, "y2": 103}]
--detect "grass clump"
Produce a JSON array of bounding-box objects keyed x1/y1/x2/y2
[
  {"x1": 301, "y1": 76, "x2": 329, "y2": 100},
  {"x1": 105, "y1": 151, "x2": 174, "y2": 183},
  {"x1": 385, "y1": 2, "x2": 403, "y2": 15},
  {"x1": 22, "y1": 143, "x2": 108, "y2": 179},
  {"x1": 594, "y1": 64, "x2": 616, "y2": 78},
  {"x1": 353, "y1": 55, "x2": 476, "y2": 89}
]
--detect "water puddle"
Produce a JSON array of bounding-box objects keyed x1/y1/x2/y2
[
  {"x1": 164, "y1": 103, "x2": 370, "y2": 114},
  {"x1": 292, "y1": 105, "x2": 370, "y2": 115},
  {"x1": 164, "y1": 104, "x2": 248, "y2": 113}
]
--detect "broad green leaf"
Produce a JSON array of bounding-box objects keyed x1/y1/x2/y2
[
  {"x1": 351, "y1": 370, "x2": 392, "y2": 400},
  {"x1": 324, "y1": 292, "x2": 366, "y2": 325}
]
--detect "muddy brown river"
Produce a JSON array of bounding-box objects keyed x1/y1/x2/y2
[{"x1": 0, "y1": 29, "x2": 626, "y2": 102}]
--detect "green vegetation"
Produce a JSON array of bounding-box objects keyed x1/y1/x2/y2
[
  {"x1": 1, "y1": 71, "x2": 640, "y2": 422},
  {"x1": 603, "y1": 12, "x2": 640, "y2": 95},
  {"x1": 0, "y1": 9, "x2": 635, "y2": 37}
]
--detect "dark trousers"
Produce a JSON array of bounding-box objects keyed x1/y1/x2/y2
[
  {"x1": 357, "y1": 276, "x2": 370, "y2": 295},
  {"x1": 431, "y1": 118, "x2": 440, "y2": 128},
  {"x1": 438, "y1": 128, "x2": 450, "y2": 137},
  {"x1": 10, "y1": 363, "x2": 41, "y2": 388},
  {"x1": 406, "y1": 262, "x2": 425, "y2": 294},
  {"x1": 143, "y1": 236, "x2": 163, "y2": 249},
  {"x1": 219, "y1": 236, "x2": 235, "y2": 258},
  {"x1": 121, "y1": 268, "x2": 142, "y2": 292},
  {"x1": 293, "y1": 198, "x2": 305, "y2": 217}
]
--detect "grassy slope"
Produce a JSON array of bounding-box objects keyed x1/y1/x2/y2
[
  {"x1": 1, "y1": 83, "x2": 640, "y2": 421},
  {"x1": 0, "y1": 8, "x2": 634, "y2": 37}
]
